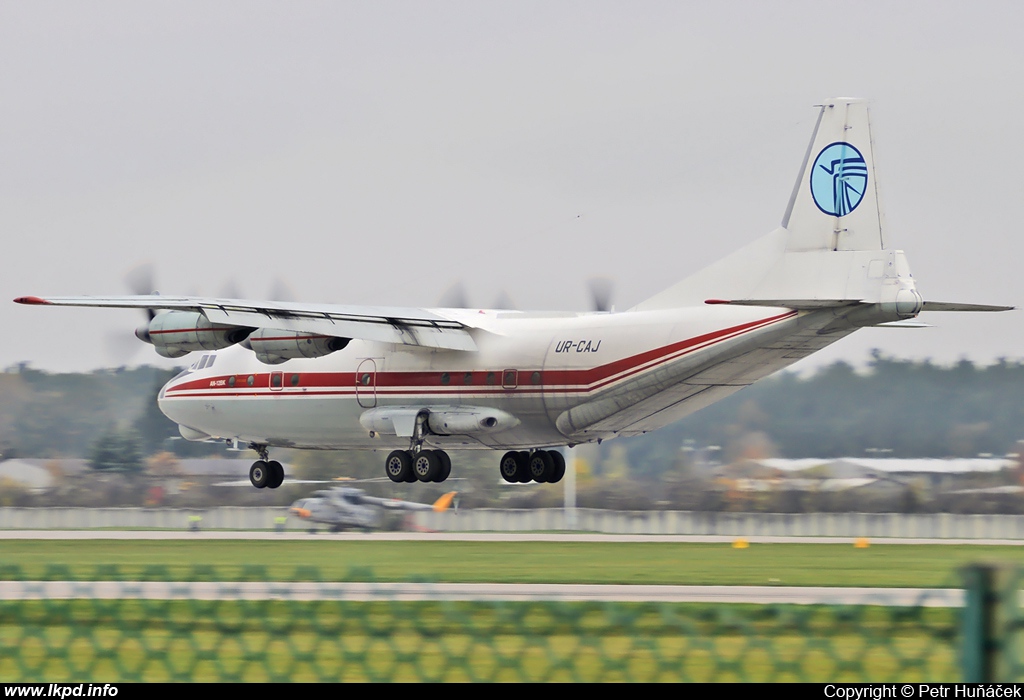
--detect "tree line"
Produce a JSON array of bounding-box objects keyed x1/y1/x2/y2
[{"x1": 608, "y1": 351, "x2": 1024, "y2": 477}]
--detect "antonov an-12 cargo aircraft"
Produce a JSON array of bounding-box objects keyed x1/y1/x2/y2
[{"x1": 15, "y1": 98, "x2": 1011, "y2": 490}]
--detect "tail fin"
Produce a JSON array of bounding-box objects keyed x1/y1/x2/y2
[
  {"x1": 634, "y1": 98, "x2": 895, "y2": 311},
  {"x1": 432, "y1": 491, "x2": 458, "y2": 512},
  {"x1": 783, "y1": 98, "x2": 886, "y2": 252},
  {"x1": 632, "y1": 98, "x2": 1012, "y2": 319}
]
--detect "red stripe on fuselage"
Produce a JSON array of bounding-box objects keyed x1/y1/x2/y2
[{"x1": 164, "y1": 311, "x2": 796, "y2": 399}]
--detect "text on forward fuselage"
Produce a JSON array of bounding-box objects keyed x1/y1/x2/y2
[{"x1": 555, "y1": 339, "x2": 602, "y2": 353}]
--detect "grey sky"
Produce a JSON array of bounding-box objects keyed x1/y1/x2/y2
[{"x1": 2, "y1": 1, "x2": 1021, "y2": 372}]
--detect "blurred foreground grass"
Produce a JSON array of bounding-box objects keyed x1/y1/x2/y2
[{"x1": 0, "y1": 599, "x2": 959, "y2": 682}]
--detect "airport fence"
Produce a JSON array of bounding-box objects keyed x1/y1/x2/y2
[
  {"x1": 10, "y1": 507, "x2": 1024, "y2": 540},
  {"x1": 6, "y1": 564, "x2": 1024, "y2": 682}
]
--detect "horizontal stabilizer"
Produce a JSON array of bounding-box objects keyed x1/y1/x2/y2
[
  {"x1": 874, "y1": 320, "x2": 933, "y2": 328},
  {"x1": 921, "y1": 301, "x2": 1015, "y2": 312},
  {"x1": 706, "y1": 299, "x2": 860, "y2": 310},
  {"x1": 709, "y1": 298, "x2": 1015, "y2": 315}
]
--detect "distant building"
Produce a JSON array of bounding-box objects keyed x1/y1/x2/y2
[
  {"x1": 0, "y1": 459, "x2": 88, "y2": 493},
  {"x1": 0, "y1": 456, "x2": 291, "y2": 493},
  {"x1": 757, "y1": 457, "x2": 1015, "y2": 476},
  {"x1": 715, "y1": 457, "x2": 1016, "y2": 495}
]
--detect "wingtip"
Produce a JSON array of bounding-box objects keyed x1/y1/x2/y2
[{"x1": 13, "y1": 296, "x2": 51, "y2": 305}]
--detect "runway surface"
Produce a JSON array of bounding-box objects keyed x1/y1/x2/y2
[
  {"x1": 1, "y1": 529, "x2": 1023, "y2": 545},
  {"x1": 0, "y1": 580, "x2": 962, "y2": 606},
  {"x1": 0, "y1": 530, "x2": 987, "y2": 606}
]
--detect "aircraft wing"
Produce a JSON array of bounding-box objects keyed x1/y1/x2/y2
[{"x1": 14, "y1": 295, "x2": 478, "y2": 351}]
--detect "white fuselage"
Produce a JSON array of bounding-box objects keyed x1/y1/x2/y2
[{"x1": 157, "y1": 304, "x2": 847, "y2": 453}]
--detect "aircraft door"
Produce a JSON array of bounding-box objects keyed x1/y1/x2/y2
[{"x1": 355, "y1": 359, "x2": 377, "y2": 408}]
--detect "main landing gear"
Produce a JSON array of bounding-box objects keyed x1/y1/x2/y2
[
  {"x1": 499, "y1": 450, "x2": 566, "y2": 484},
  {"x1": 384, "y1": 410, "x2": 452, "y2": 483},
  {"x1": 385, "y1": 449, "x2": 452, "y2": 483},
  {"x1": 248, "y1": 443, "x2": 284, "y2": 489},
  {"x1": 378, "y1": 412, "x2": 565, "y2": 486},
  {"x1": 382, "y1": 445, "x2": 567, "y2": 485}
]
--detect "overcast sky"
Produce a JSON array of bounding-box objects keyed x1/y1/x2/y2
[{"x1": 2, "y1": 1, "x2": 1021, "y2": 373}]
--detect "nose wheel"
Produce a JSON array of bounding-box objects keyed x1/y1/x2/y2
[{"x1": 249, "y1": 444, "x2": 285, "y2": 489}]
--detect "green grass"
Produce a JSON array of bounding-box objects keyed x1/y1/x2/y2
[
  {"x1": 2, "y1": 540, "x2": 1020, "y2": 587},
  {"x1": 0, "y1": 600, "x2": 960, "y2": 682}
]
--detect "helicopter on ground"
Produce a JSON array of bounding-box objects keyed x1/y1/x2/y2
[{"x1": 289, "y1": 486, "x2": 457, "y2": 532}]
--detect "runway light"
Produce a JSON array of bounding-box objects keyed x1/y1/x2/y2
[
  {"x1": 854, "y1": 538, "x2": 870, "y2": 548},
  {"x1": 732, "y1": 538, "x2": 749, "y2": 549}
]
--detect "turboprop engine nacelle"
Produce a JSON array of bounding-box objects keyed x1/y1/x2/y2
[
  {"x1": 242, "y1": 328, "x2": 351, "y2": 365},
  {"x1": 136, "y1": 311, "x2": 254, "y2": 359}
]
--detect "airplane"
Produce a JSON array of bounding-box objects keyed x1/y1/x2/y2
[
  {"x1": 15, "y1": 98, "x2": 1012, "y2": 490},
  {"x1": 289, "y1": 487, "x2": 457, "y2": 532}
]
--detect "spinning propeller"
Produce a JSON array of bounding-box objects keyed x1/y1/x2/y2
[
  {"x1": 437, "y1": 282, "x2": 517, "y2": 311},
  {"x1": 587, "y1": 277, "x2": 615, "y2": 313},
  {"x1": 438, "y1": 279, "x2": 615, "y2": 312}
]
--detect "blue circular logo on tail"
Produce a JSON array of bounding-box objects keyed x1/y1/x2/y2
[{"x1": 810, "y1": 142, "x2": 868, "y2": 216}]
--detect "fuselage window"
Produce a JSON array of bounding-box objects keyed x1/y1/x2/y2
[
  {"x1": 532, "y1": 371, "x2": 541, "y2": 384},
  {"x1": 247, "y1": 375, "x2": 256, "y2": 387},
  {"x1": 228, "y1": 376, "x2": 236, "y2": 388},
  {"x1": 463, "y1": 372, "x2": 473, "y2": 385},
  {"x1": 290, "y1": 373, "x2": 300, "y2": 387},
  {"x1": 271, "y1": 373, "x2": 282, "y2": 388},
  {"x1": 440, "y1": 372, "x2": 450, "y2": 385},
  {"x1": 359, "y1": 373, "x2": 371, "y2": 386},
  {"x1": 503, "y1": 370, "x2": 517, "y2": 389},
  {"x1": 486, "y1": 372, "x2": 496, "y2": 385}
]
